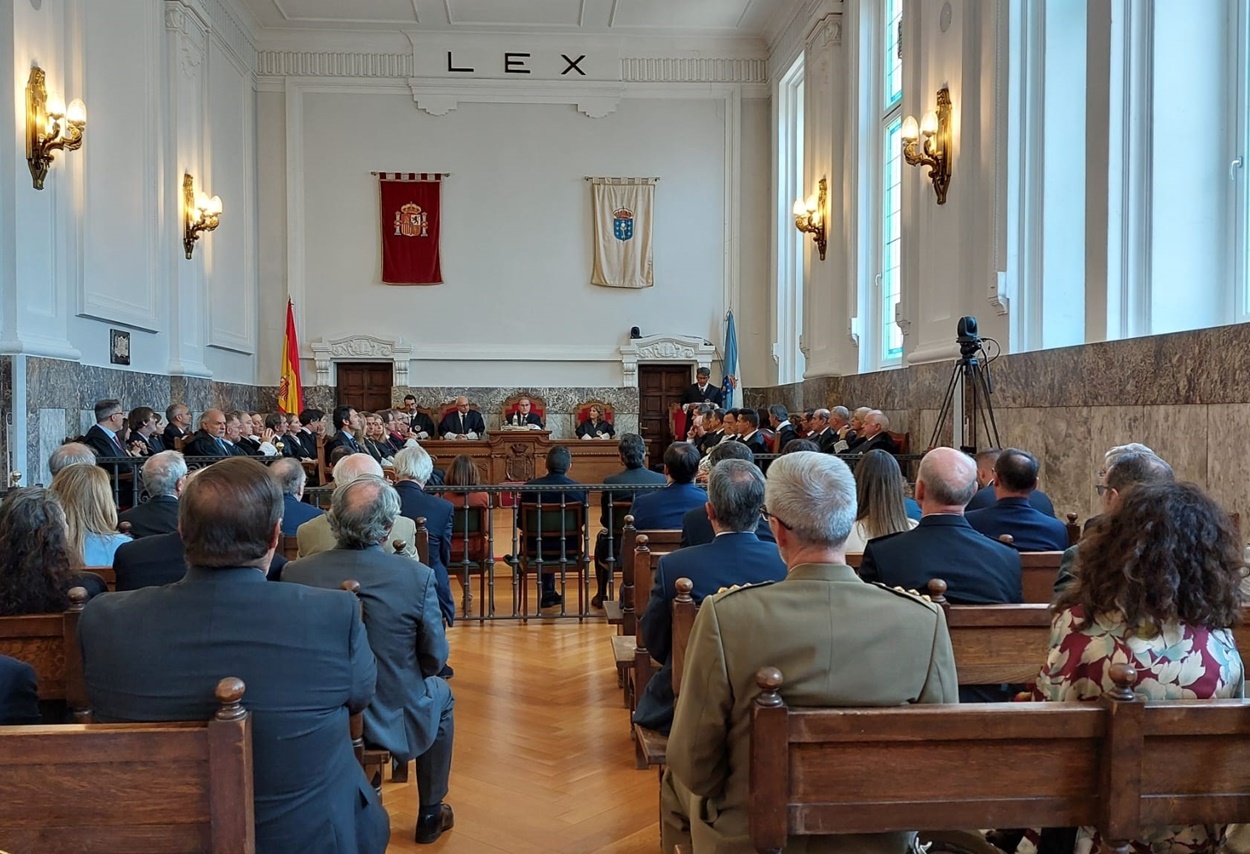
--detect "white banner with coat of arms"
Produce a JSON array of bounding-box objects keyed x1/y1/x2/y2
[{"x1": 590, "y1": 177, "x2": 655, "y2": 289}]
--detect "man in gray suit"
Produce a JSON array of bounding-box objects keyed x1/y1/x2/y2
[
  {"x1": 284, "y1": 475, "x2": 456, "y2": 846},
  {"x1": 297, "y1": 453, "x2": 418, "y2": 558}
]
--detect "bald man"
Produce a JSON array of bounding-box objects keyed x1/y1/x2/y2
[
  {"x1": 438, "y1": 397, "x2": 485, "y2": 440},
  {"x1": 296, "y1": 454, "x2": 419, "y2": 559}
]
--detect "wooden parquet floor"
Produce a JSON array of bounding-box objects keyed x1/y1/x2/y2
[{"x1": 381, "y1": 620, "x2": 661, "y2": 853}]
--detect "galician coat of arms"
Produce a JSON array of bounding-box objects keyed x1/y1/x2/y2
[
  {"x1": 394, "y1": 202, "x2": 429, "y2": 238},
  {"x1": 613, "y1": 207, "x2": 634, "y2": 241}
]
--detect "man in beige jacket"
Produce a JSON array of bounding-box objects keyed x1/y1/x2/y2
[
  {"x1": 297, "y1": 453, "x2": 417, "y2": 558},
  {"x1": 662, "y1": 451, "x2": 959, "y2": 853}
]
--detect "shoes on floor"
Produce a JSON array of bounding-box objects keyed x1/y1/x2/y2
[
  {"x1": 540, "y1": 591, "x2": 563, "y2": 609},
  {"x1": 438, "y1": 664, "x2": 454, "y2": 679},
  {"x1": 415, "y1": 803, "x2": 454, "y2": 844},
  {"x1": 590, "y1": 594, "x2": 605, "y2": 609}
]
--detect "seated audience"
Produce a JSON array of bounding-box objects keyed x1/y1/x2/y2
[
  {"x1": 720, "y1": 408, "x2": 739, "y2": 441},
  {"x1": 359, "y1": 412, "x2": 391, "y2": 464},
  {"x1": 808, "y1": 408, "x2": 836, "y2": 452},
  {"x1": 82, "y1": 398, "x2": 129, "y2": 460},
  {"x1": 117, "y1": 451, "x2": 186, "y2": 538},
  {"x1": 576, "y1": 404, "x2": 615, "y2": 439},
  {"x1": 593, "y1": 434, "x2": 666, "y2": 607},
  {"x1": 264, "y1": 413, "x2": 297, "y2": 458},
  {"x1": 48, "y1": 441, "x2": 95, "y2": 476},
  {"x1": 635, "y1": 459, "x2": 786, "y2": 735},
  {"x1": 845, "y1": 409, "x2": 898, "y2": 455},
  {"x1": 780, "y1": 438, "x2": 819, "y2": 454},
  {"x1": 521, "y1": 446, "x2": 588, "y2": 610},
  {"x1": 734, "y1": 410, "x2": 769, "y2": 455},
  {"x1": 221, "y1": 412, "x2": 256, "y2": 456},
  {"x1": 126, "y1": 407, "x2": 163, "y2": 455},
  {"x1": 182, "y1": 409, "x2": 232, "y2": 457},
  {"x1": 695, "y1": 408, "x2": 725, "y2": 455},
  {"x1": 0, "y1": 488, "x2": 104, "y2": 613},
  {"x1": 831, "y1": 405, "x2": 854, "y2": 441},
  {"x1": 1035, "y1": 482, "x2": 1245, "y2": 854},
  {"x1": 324, "y1": 405, "x2": 364, "y2": 458},
  {"x1": 844, "y1": 449, "x2": 919, "y2": 553},
  {"x1": 682, "y1": 442, "x2": 774, "y2": 547},
  {"x1": 443, "y1": 455, "x2": 489, "y2": 509},
  {"x1": 298, "y1": 454, "x2": 418, "y2": 558},
  {"x1": 861, "y1": 447, "x2": 1021, "y2": 606},
  {"x1": 50, "y1": 465, "x2": 131, "y2": 566},
  {"x1": 78, "y1": 457, "x2": 390, "y2": 853},
  {"x1": 768, "y1": 405, "x2": 797, "y2": 451},
  {"x1": 629, "y1": 442, "x2": 705, "y2": 530},
  {"x1": 402, "y1": 395, "x2": 438, "y2": 440},
  {"x1": 661, "y1": 451, "x2": 958, "y2": 853},
  {"x1": 163, "y1": 403, "x2": 192, "y2": 447},
  {"x1": 272, "y1": 457, "x2": 324, "y2": 536},
  {"x1": 439, "y1": 397, "x2": 485, "y2": 440},
  {"x1": 966, "y1": 448, "x2": 1068, "y2": 551},
  {"x1": 965, "y1": 447, "x2": 1056, "y2": 514},
  {"x1": 393, "y1": 446, "x2": 456, "y2": 626},
  {"x1": 1054, "y1": 450, "x2": 1174, "y2": 595},
  {"x1": 283, "y1": 475, "x2": 456, "y2": 844},
  {"x1": 839, "y1": 406, "x2": 871, "y2": 451},
  {"x1": 0, "y1": 654, "x2": 40, "y2": 724},
  {"x1": 505, "y1": 396, "x2": 544, "y2": 429},
  {"x1": 294, "y1": 408, "x2": 325, "y2": 459},
  {"x1": 235, "y1": 411, "x2": 278, "y2": 456}
]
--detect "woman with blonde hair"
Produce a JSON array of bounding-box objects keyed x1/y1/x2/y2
[
  {"x1": 843, "y1": 449, "x2": 917, "y2": 553},
  {"x1": 49, "y1": 465, "x2": 131, "y2": 566}
]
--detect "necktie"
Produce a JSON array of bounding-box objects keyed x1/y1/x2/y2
[
  {"x1": 216, "y1": 438, "x2": 227, "y2": 454},
  {"x1": 460, "y1": 414, "x2": 465, "y2": 433}
]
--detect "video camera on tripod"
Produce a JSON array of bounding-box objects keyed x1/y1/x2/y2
[{"x1": 930, "y1": 316, "x2": 1001, "y2": 453}]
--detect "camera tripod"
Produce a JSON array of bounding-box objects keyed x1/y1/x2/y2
[{"x1": 929, "y1": 347, "x2": 1001, "y2": 453}]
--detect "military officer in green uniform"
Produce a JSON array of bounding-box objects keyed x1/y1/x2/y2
[{"x1": 661, "y1": 451, "x2": 959, "y2": 853}]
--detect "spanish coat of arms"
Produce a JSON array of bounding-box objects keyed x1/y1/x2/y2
[{"x1": 394, "y1": 202, "x2": 429, "y2": 238}]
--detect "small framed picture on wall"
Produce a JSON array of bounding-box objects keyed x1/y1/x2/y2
[{"x1": 110, "y1": 329, "x2": 131, "y2": 366}]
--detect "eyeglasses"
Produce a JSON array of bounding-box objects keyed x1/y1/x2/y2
[
  {"x1": 1095, "y1": 484, "x2": 1110, "y2": 496},
  {"x1": 761, "y1": 509, "x2": 793, "y2": 531}
]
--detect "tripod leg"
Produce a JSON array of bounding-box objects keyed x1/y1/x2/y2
[{"x1": 970, "y1": 363, "x2": 1002, "y2": 449}]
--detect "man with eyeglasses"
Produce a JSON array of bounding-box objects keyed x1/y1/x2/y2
[
  {"x1": 661, "y1": 452, "x2": 957, "y2": 853},
  {"x1": 438, "y1": 396, "x2": 485, "y2": 440}
]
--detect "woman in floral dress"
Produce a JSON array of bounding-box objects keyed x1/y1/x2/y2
[{"x1": 1033, "y1": 481, "x2": 1245, "y2": 854}]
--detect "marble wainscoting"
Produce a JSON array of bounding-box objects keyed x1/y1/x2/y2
[
  {"x1": 392, "y1": 387, "x2": 641, "y2": 441},
  {"x1": 0, "y1": 356, "x2": 11, "y2": 484},
  {"x1": 745, "y1": 322, "x2": 1250, "y2": 530}
]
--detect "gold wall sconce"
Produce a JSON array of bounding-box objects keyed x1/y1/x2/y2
[
  {"x1": 25, "y1": 65, "x2": 86, "y2": 190},
  {"x1": 901, "y1": 86, "x2": 953, "y2": 205},
  {"x1": 183, "y1": 173, "x2": 223, "y2": 259},
  {"x1": 792, "y1": 176, "x2": 827, "y2": 260}
]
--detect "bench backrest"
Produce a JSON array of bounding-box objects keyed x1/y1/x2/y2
[
  {"x1": 0, "y1": 587, "x2": 90, "y2": 719},
  {"x1": 0, "y1": 677, "x2": 255, "y2": 853},
  {"x1": 671, "y1": 577, "x2": 697, "y2": 699},
  {"x1": 619, "y1": 522, "x2": 681, "y2": 635},
  {"x1": 632, "y1": 537, "x2": 668, "y2": 706},
  {"x1": 1019, "y1": 551, "x2": 1063, "y2": 603},
  {"x1": 748, "y1": 664, "x2": 1250, "y2": 852},
  {"x1": 412, "y1": 516, "x2": 431, "y2": 566}
]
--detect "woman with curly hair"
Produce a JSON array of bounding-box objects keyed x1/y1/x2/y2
[
  {"x1": 49, "y1": 464, "x2": 131, "y2": 566},
  {"x1": 0, "y1": 488, "x2": 82, "y2": 616},
  {"x1": 1036, "y1": 481, "x2": 1245, "y2": 854},
  {"x1": 843, "y1": 449, "x2": 917, "y2": 553}
]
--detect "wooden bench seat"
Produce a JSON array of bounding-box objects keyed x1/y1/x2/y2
[
  {"x1": 747, "y1": 663, "x2": 1250, "y2": 853},
  {"x1": 0, "y1": 587, "x2": 90, "y2": 720},
  {"x1": 0, "y1": 676, "x2": 254, "y2": 853}
]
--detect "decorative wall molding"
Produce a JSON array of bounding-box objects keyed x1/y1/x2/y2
[
  {"x1": 407, "y1": 78, "x2": 625, "y2": 118},
  {"x1": 806, "y1": 13, "x2": 843, "y2": 49},
  {"x1": 257, "y1": 50, "x2": 414, "y2": 78},
  {"x1": 310, "y1": 334, "x2": 413, "y2": 386},
  {"x1": 619, "y1": 334, "x2": 717, "y2": 388},
  {"x1": 619, "y1": 57, "x2": 766, "y2": 84},
  {"x1": 205, "y1": 0, "x2": 257, "y2": 74}
]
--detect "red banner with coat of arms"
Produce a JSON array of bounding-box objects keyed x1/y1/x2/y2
[{"x1": 379, "y1": 173, "x2": 442, "y2": 285}]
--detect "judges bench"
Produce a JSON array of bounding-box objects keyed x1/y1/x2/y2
[{"x1": 420, "y1": 431, "x2": 622, "y2": 485}]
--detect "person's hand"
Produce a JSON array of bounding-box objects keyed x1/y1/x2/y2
[
  {"x1": 417, "y1": 430, "x2": 429, "y2": 440},
  {"x1": 261, "y1": 428, "x2": 276, "y2": 443}
]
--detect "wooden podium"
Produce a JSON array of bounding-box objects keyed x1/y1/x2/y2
[{"x1": 421, "y1": 430, "x2": 621, "y2": 484}]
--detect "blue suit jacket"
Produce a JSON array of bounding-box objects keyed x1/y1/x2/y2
[
  {"x1": 281, "y1": 493, "x2": 325, "y2": 537},
  {"x1": 629, "y1": 482, "x2": 706, "y2": 530},
  {"x1": 965, "y1": 483, "x2": 1056, "y2": 515},
  {"x1": 393, "y1": 480, "x2": 456, "y2": 625},
  {"x1": 117, "y1": 494, "x2": 180, "y2": 539},
  {"x1": 634, "y1": 532, "x2": 787, "y2": 733},
  {"x1": 283, "y1": 545, "x2": 451, "y2": 762},
  {"x1": 680, "y1": 504, "x2": 775, "y2": 548},
  {"x1": 600, "y1": 465, "x2": 666, "y2": 527},
  {"x1": 860, "y1": 514, "x2": 1023, "y2": 605},
  {"x1": 79, "y1": 566, "x2": 388, "y2": 853},
  {"x1": 965, "y1": 497, "x2": 1069, "y2": 552},
  {"x1": 0, "y1": 654, "x2": 39, "y2": 724},
  {"x1": 112, "y1": 532, "x2": 286, "y2": 591}
]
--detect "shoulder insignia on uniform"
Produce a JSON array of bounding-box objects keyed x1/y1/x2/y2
[
  {"x1": 866, "y1": 581, "x2": 939, "y2": 609},
  {"x1": 709, "y1": 579, "x2": 778, "y2": 601}
]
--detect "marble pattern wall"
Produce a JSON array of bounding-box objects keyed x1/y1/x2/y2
[{"x1": 745, "y1": 323, "x2": 1250, "y2": 530}]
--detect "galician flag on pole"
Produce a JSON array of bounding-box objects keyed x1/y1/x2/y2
[
  {"x1": 590, "y1": 177, "x2": 655, "y2": 289},
  {"x1": 722, "y1": 310, "x2": 739, "y2": 410},
  {"x1": 278, "y1": 299, "x2": 304, "y2": 414}
]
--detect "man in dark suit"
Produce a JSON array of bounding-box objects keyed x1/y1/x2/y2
[
  {"x1": 503, "y1": 396, "x2": 544, "y2": 429},
  {"x1": 696, "y1": 408, "x2": 726, "y2": 456},
  {"x1": 438, "y1": 397, "x2": 486, "y2": 439},
  {"x1": 846, "y1": 410, "x2": 899, "y2": 455},
  {"x1": 283, "y1": 475, "x2": 456, "y2": 845},
  {"x1": 629, "y1": 442, "x2": 705, "y2": 530},
  {"x1": 0, "y1": 654, "x2": 40, "y2": 725},
  {"x1": 126, "y1": 407, "x2": 164, "y2": 455},
  {"x1": 271, "y1": 457, "x2": 324, "y2": 536},
  {"x1": 680, "y1": 367, "x2": 723, "y2": 413},
  {"x1": 399, "y1": 397, "x2": 438, "y2": 441},
  {"x1": 182, "y1": 409, "x2": 231, "y2": 457},
  {"x1": 636, "y1": 459, "x2": 787, "y2": 735},
  {"x1": 860, "y1": 447, "x2": 1021, "y2": 702},
  {"x1": 808, "y1": 408, "x2": 839, "y2": 453},
  {"x1": 734, "y1": 410, "x2": 770, "y2": 457},
  {"x1": 117, "y1": 451, "x2": 185, "y2": 538},
  {"x1": 325, "y1": 404, "x2": 364, "y2": 458},
  {"x1": 593, "y1": 433, "x2": 666, "y2": 608},
  {"x1": 82, "y1": 398, "x2": 130, "y2": 461},
  {"x1": 163, "y1": 403, "x2": 192, "y2": 448},
  {"x1": 393, "y1": 446, "x2": 457, "y2": 626},
  {"x1": 965, "y1": 448, "x2": 1068, "y2": 552},
  {"x1": 680, "y1": 442, "x2": 774, "y2": 547},
  {"x1": 78, "y1": 458, "x2": 388, "y2": 853},
  {"x1": 964, "y1": 447, "x2": 1057, "y2": 514},
  {"x1": 768, "y1": 405, "x2": 798, "y2": 451},
  {"x1": 112, "y1": 529, "x2": 287, "y2": 590},
  {"x1": 521, "y1": 446, "x2": 588, "y2": 610},
  {"x1": 295, "y1": 408, "x2": 326, "y2": 460}
]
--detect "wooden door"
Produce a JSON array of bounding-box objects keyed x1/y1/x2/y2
[
  {"x1": 336, "y1": 363, "x2": 393, "y2": 412},
  {"x1": 638, "y1": 364, "x2": 692, "y2": 468}
]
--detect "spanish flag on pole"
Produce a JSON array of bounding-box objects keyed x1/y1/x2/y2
[{"x1": 278, "y1": 299, "x2": 303, "y2": 414}]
